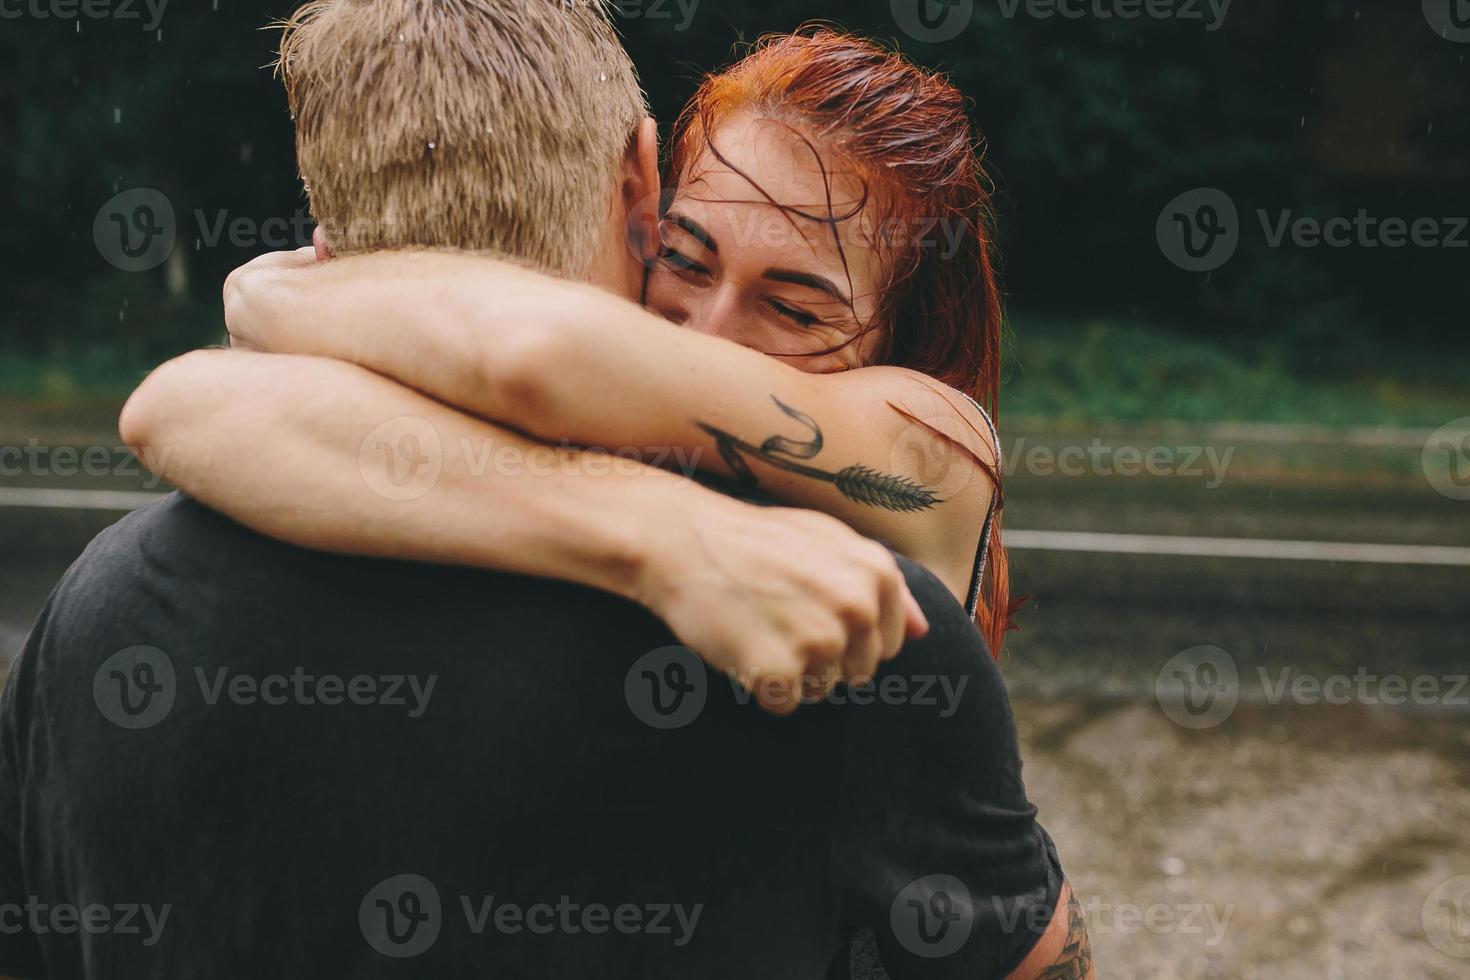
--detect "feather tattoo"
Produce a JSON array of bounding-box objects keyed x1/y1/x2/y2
[{"x1": 696, "y1": 397, "x2": 942, "y2": 514}]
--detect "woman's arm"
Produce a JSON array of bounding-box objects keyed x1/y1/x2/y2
[
  {"x1": 120, "y1": 349, "x2": 927, "y2": 711},
  {"x1": 224, "y1": 250, "x2": 998, "y2": 599}
]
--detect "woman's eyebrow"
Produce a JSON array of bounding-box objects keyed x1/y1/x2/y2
[
  {"x1": 665, "y1": 212, "x2": 717, "y2": 253},
  {"x1": 762, "y1": 268, "x2": 850, "y2": 305}
]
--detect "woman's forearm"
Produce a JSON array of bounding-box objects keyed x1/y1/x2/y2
[
  {"x1": 225, "y1": 249, "x2": 803, "y2": 466},
  {"x1": 225, "y1": 250, "x2": 997, "y2": 596},
  {"x1": 224, "y1": 250, "x2": 599, "y2": 427},
  {"x1": 120, "y1": 349, "x2": 693, "y2": 605}
]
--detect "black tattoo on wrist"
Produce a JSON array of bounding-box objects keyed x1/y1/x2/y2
[{"x1": 696, "y1": 396, "x2": 942, "y2": 514}]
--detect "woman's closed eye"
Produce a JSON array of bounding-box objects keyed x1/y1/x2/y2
[
  {"x1": 657, "y1": 245, "x2": 711, "y2": 279},
  {"x1": 768, "y1": 298, "x2": 822, "y2": 328}
]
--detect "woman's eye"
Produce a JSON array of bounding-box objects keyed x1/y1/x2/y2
[
  {"x1": 657, "y1": 246, "x2": 709, "y2": 278},
  {"x1": 769, "y1": 299, "x2": 821, "y2": 328}
]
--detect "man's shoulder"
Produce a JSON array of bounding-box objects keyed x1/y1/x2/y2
[
  {"x1": 73, "y1": 491, "x2": 235, "y2": 565},
  {"x1": 62, "y1": 492, "x2": 450, "y2": 595},
  {"x1": 46, "y1": 492, "x2": 641, "y2": 634},
  {"x1": 890, "y1": 552, "x2": 1001, "y2": 676}
]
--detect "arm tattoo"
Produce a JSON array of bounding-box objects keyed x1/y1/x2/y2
[
  {"x1": 1038, "y1": 890, "x2": 1094, "y2": 980},
  {"x1": 696, "y1": 396, "x2": 942, "y2": 514}
]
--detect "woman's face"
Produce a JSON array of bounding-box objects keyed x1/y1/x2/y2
[{"x1": 645, "y1": 113, "x2": 889, "y2": 373}]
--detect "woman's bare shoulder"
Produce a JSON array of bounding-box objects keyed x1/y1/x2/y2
[{"x1": 828, "y1": 365, "x2": 1001, "y2": 477}]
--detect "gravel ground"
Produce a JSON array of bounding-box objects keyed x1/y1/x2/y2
[{"x1": 1015, "y1": 695, "x2": 1470, "y2": 979}]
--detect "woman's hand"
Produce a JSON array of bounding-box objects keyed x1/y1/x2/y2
[
  {"x1": 222, "y1": 247, "x2": 318, "y2": 352},
  {"x1": 635, "y1": 496, "x2": 930, "y2": 716}
]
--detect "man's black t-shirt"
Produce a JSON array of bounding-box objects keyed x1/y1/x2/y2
[{"x1": 0, "y1": 494, "x2": 1061, "y2": 979}]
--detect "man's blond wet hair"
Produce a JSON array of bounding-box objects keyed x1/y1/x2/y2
[{"x1": 276, "y1": 0, "x2": 648, "y2": 277}]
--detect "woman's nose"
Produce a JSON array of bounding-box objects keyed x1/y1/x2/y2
[{"x1": 678, "y1": 285, "x2": 743, "y2": 338}]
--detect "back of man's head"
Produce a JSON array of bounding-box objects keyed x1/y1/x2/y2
[{"x1": 276, "y1": 0, "x2": 648, "y2": 277}]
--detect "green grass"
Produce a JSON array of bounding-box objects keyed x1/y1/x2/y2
[
  {"x1": 1003, "y1": 316, "x2": 1468, "y2": 429},
  {"x1": 2, "y1": 317, "x2": 1464, "y2": 429},
  {"x1": 0, "y1": 349, "x2": 154, "y2": 401}
]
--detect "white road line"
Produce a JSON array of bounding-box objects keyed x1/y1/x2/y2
[
  {"x1": 0, "y1": 488, "x2": 168, "y2": 511},
  {"x1": 3, "y1": 488, "x2": 1467, "y2": 568},
  {"x1": 1006, "y1": 530, "x2": 1470, "y2": 567}
]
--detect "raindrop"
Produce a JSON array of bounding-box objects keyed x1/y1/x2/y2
[
  {"x1": 157, "y1": 29, "x2": 162, "y2": 42},
  {"x1": 113, "y1": 107, "x2": 122, "y2": 124}
]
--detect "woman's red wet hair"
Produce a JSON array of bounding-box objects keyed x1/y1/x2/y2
[{"x1": 666, "y1": 27, "x2": 1019, "y2": 657}]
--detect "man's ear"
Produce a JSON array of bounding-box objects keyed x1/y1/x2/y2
[
  {"x1": 312, "y1": 225, "x2": 334, "y2": 262},
  {"x1": 622, "y1": 117, "x2": 662, "y2": 265}
]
